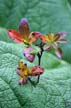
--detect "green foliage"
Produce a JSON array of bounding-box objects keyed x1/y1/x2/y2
[
  {"x1": 0, "y1": 28, "x2": 13, "y2": 42},
  {"x1": 0, "y1": 41, "x2": 71, "y2": 108},
  {"x1": 0, "y1": 0, "x2": 71, "y2": 108},
  {"x1": 0, "y1": 0, "x2": 71, "y2": 63}
]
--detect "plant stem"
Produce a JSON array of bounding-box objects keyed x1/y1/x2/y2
[
  {"x1": 36, "y1": 47, "x2": 43, "y2": 84},
  {"x1": 29, "y1": 42, "x2": 44, "y2": 86},
  {"x1": 28, "y1": 77, "x2": 37, "y2": 87}
]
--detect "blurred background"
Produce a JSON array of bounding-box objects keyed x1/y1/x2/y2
[{"x1": 0, "y1": 0, "x2": 71, "y2": 63}]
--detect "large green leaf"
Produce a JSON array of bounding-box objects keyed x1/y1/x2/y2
[
  {"x1": 0, "y1": 0, "x2": 71, "y2": 108},
  {"x1": 0, "y1": 41, "x2": 71, "y2": 108},
  {"x1": 0, "y1": 28, "x2": 13, "y2": 43},
  {"x1": 0, "y1": 0, "x2": 71, "y2": 63}
]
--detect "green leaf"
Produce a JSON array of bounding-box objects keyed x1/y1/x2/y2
[
  {"x1": 0, "y1": 41, "x2": 71, "y2": 108},
  {"x1": 0, "y1": 1, "x2": 71, "y2": 107},
  {"x1": 0, "y1": 28, "x2": 14, "y2": 43},
  {"x1": 0, "y1": 0, "x2": 71, "y2": 63}
]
